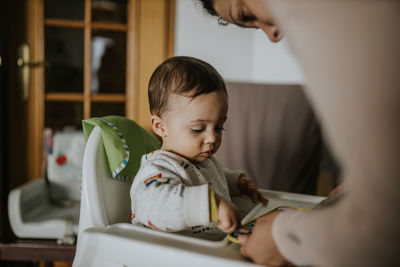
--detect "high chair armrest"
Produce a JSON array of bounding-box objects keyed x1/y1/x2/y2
[{"x1": 8, "y1": 179, "x2": 79, "y2": 240}]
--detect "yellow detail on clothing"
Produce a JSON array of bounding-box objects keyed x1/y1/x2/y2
[{"x1": 209, "y1": 188, "x2": 218, "y2": 222}]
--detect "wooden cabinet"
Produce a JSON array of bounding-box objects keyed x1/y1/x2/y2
[{"x1": 19, "y1": 0, "x2": 174, "y2": 181}]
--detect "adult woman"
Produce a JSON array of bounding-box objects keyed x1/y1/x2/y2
[{"x1": 197, "y1": 0, "x2": 400, "y2": 266}]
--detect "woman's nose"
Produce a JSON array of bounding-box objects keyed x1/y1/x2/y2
[{"x1": 257, "y1": 23, "x2": 282, "y2": 42}]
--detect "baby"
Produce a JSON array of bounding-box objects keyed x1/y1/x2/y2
[{"x1": 130, "y1": 56, "x2": 267, "y2": 238}]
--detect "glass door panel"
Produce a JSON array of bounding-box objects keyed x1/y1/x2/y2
[
  {"x1": 91, "y1": 30, "x2": 126, "y2": 94},
  {"x1": 91, "y1": 102, "x2": 125, "y2": 117},
  {"x1": 45, "y1": 0, "x2": 85, "y2": 20},
  {"x1": 92, "y1": 0, "x2": 127, "y2": 23},
  {"x1": 45, "y1": 102, "x2": 84, "y2": 130},
  {"x1": 21, "y1": 0, "x2": 172, "y2": 180},
  {"x1": 45, "y1": 27, "x2": 84, "y2": 93}
]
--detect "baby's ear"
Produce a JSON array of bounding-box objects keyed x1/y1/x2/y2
[{"x1": 151, "y1": 115, "x2": 167, "y2": 138}]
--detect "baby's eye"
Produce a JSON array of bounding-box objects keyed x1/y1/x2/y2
[{"x1": 215, "y1": 126, "x2": 226, "y2": 133}]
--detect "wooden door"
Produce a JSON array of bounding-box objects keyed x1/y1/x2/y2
[
  {"x1": 0, "y1": 0, "x2": 9, "y2": 241},
  {"x1": 6, "y1": 0, "x2": 174, "y2": 186}
]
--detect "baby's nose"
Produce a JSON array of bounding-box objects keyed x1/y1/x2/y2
[{"x1": 204, "y1": 131, "x2": 216, "y2": 144}]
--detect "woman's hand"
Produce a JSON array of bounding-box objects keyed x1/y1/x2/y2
[
  {"x1": 237, "y1": 176, "x2": 268, "y2": 205},
  {"x1": 314, "y1": 182, "x2": 345, "y2": 210},
  {"x1": 328, "y1": 183, "x2": 344, "y2": 197},
  {"x1": 239, "y1": 211, "x2": 293, "y2": 266},
  {"x1": 214, "y1": 193, "x2": 241, "y2": 233}
]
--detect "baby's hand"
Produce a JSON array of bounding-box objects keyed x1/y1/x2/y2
[
  {"x1": 215, "y1": 193, "x2": 241, "y2": 233},
  {"x1": 237, "y1": 176, "x2": 268, "y2": 205}
]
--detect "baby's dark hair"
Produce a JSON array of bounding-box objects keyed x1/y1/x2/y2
[
  {"x1": 148, "y1": 56, "x2": 227, "y2": 116},
  {"x1": 196, "y1": 0, "x2": 229, "y2": 25}
]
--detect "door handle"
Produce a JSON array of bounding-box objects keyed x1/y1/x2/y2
[{"x1": 17, "y1": 43, "x2": 48, "y2": 101}]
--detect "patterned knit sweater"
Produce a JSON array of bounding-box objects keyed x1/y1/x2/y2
[{"x1": 130, "y1": 150, "x2": 243, "y2": 239}]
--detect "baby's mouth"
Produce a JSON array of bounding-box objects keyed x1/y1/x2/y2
[{"x1": 200, "y1": 150, "x2": 213, "y2": 157}]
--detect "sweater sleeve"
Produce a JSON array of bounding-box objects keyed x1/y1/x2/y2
[
  {"x1": 130, "y1": 159, "x2": 210, "y2": 232},
  {"x1": 272, "y1": 185, "x2": 400, "y2": 266}
]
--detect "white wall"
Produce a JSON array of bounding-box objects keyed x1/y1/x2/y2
[
  {"x1": 174, "y1": 0, "x2": 254, "y2": 82},
  {"x1": 252, "y1": 32, "x2": 306, "y2": 84},
  {"x1": 174, "y1": 0, "x2": 306, "y2": 84}
]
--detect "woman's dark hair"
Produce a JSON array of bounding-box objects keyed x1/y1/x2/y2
[
  {"x1": 148, "y1": 56, "x2": 227, "y2": 116},
  {"x1": 198, "y1": 0, "x2": 218, "y2": 16},
  {"x1": 197, "y1": 0, "x2": 229, "y2": 26}
]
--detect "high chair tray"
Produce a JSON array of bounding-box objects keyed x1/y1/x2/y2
[{"x1": 73, "y1": 189, "x2": 324, "y2": 267}]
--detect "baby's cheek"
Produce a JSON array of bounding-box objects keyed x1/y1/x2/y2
[{"x1": 214, "y1": 138, "x2": 222, "y2": 150}]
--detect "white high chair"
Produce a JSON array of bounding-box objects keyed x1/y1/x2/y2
[
  {"x1": 73, "y1": 126, "x2": 250, "y2": 267},
  {"x1": 73, "y1": 126, "x2": 324, "y2": 267}
]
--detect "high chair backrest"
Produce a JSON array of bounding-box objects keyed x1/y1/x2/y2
[{"x1": 77, "y1": 126, "x2": 131, "y2": 236}]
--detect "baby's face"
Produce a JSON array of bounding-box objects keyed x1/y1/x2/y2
[{"x1": 161, "y1": 91, "x2": 228, "y2": 163}]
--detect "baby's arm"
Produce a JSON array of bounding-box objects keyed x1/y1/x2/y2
[
  {"x1": 223, "y1": 167, "x2": 268, "y2": 205},
  {"x1": 237, "y1": 176, "x2": 268, "y2": 205},
  {"x1": 131, "y1": 163, "x2": 210, "y2": 232}
]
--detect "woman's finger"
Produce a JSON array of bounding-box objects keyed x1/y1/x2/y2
[
  {"x1": 240, "y1": 239, "x2": 250, "y2": 257},
  {"x1": 239, "y1": 232, "x2": 250, "y2": 245}
]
